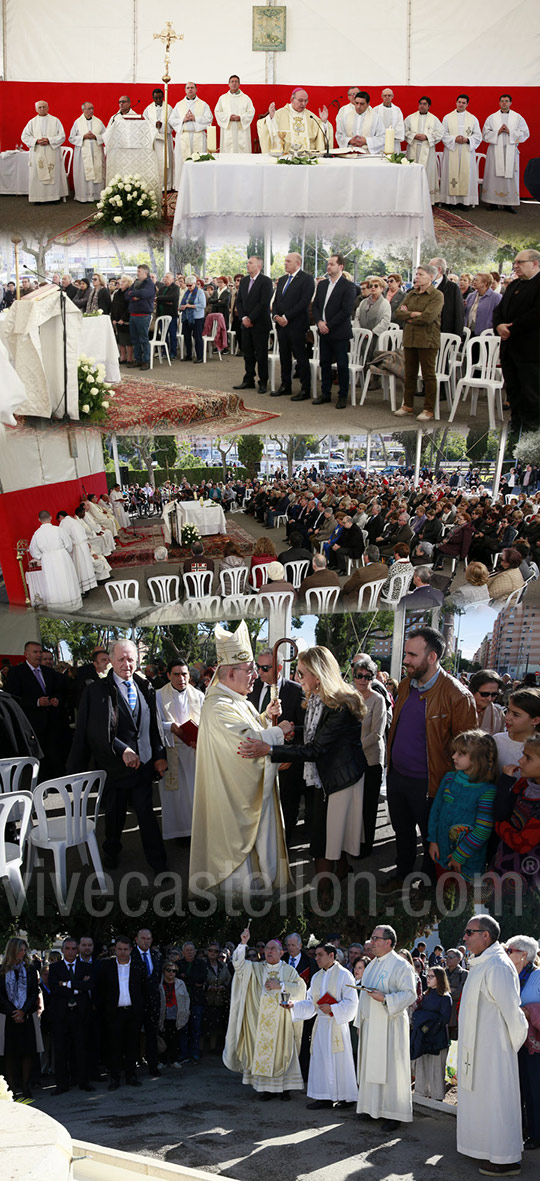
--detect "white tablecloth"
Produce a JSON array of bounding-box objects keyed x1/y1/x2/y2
[
  {"x1": 80, "y1": 316, "x2": 121, "y2": 383},
  {"x1": 173, "y1": 154, "x2": 434, "y2": 244},
  {"x1": 26, "y1": 570, "x2": 47, "y2": 607},
  {"x1": 0, "y1": 150, "x2": 30, "y2": 196},
  {"x1": 176, "y1": 502, "x2": 227, "y2": 536}
]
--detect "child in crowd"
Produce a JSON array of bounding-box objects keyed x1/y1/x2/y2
[
  {"x1": 428, "y1": 729, "x2": 497, "y2": 881},
  {"x1": 492, "y1": 733, "x2": 540, "y2": 892},
  {"x1": 493, "y1": 688, "x2": 540, "y2": 774}
]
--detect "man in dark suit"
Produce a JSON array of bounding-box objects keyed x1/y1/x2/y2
[
  {"x1": 74, "y1": 648, "x2": 110, "y2": 706},
  {"x1": 327, "y1": 516, "x2": 365, "y2": 573},
  {"x1": 343, "y1": 545, "x2": 388, "y2": 606},
  {"x1": 233, "y1": 256, "x2": 273, "y2": 393},
  {"x1": 248, "y1": 651, "x2": 308, "y2": 844},
  {"x1": 132, "y1": 928, "x2": 163, "y2": 1077},
  {"x1": 67, "y1": 639, "x2": 167, "y2": 873},
  {"x1": 398, "y1": 567, "x2": 445, "y2": 610},
  {"x1": 312, "y1": 254, "x2": 356, "y2": 409},
  {"x1": 429, "y1": 257, "x2": 465, "y2": 336},
  {"x1": 271, "y1": 252, "x2": 315, "y2": 401},
  {"x1": 48, "y1": 936, "x2": 95, "y2": 1094},
  {"x1": 95, "y1": 936, "x2": 147, "y2": 1088},
  {"x1": 5, "y1": 640, "x2": 70, "y2": 780},
  {"x1": 493, "y1": 249, "x2": 540, "y2": 432},
  {"x1": 284, "y1": 933, "x2": 314, "y2": 1081}
]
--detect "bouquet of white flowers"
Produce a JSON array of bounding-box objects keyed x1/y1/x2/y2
[
  {"x1": 180, "y1": 523, "x2": 201, "y2": 547},
  {"x1": 94, "y1": 174, "x2": 160, "y2": 233},
  {"x1": 78, "y1": 354, "x2": 115, "y2": 423}
]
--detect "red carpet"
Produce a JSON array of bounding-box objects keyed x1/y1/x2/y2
[{"x1": 109, "y1": 516, "x2": 255, "y2": 568}]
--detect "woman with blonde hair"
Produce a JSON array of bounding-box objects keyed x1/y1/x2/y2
[
  {"x1": 0, "y1": 937, "x2": 43, "y2": 1098},
  {"x1": 239, "y1": 646, "x2": 367, "y2": 891},
  {"x1": 87, "y1": 271, "x2": 111, "y2": 314},
  {"x1": 449, "y1": 561, "x2": 491, "y2": 607}
]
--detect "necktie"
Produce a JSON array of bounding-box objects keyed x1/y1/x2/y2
[
  {"x1": 260, "y1": 685, "x2": 271, "y2": 712},
  {"x1": 145, "y1": 951, "x2": 152, "y2": 975},
  {"x1": 283, "y1": 275, "x2": 292, "y2": 293},
  {"x1": 33, "y1": 666, "x2": 47, "y2": 693},
  {"x1": 125, "y1": 678, "x2": 137, "y2": 712},
  {"x1": 248, "y1": 277, "x2": 254, "y2": 291}
]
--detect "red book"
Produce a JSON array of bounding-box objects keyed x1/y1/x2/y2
[
  {"x1": 177, "y1": 720, "x2": 199, "y2": 749},
  {"x1": 317, "y1": 992, "x2": 337, "y2": 1007}
]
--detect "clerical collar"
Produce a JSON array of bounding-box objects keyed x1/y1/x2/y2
[{"x1": 410, "y1": 668, "x2": 441, "y2": 692}]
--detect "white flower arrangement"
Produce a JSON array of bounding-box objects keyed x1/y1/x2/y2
[
  {"x1": 0, "y1": 1075, "x2": 13, "y2": 1102},
  {"x1": 78, "y1": 354, "x2": 115, "y2": 423},
  {"x1": 94, "y1": 174, "x2": 159, "y2": 232}
]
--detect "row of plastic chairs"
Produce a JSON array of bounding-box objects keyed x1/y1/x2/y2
[{"x1": 0, "y1": 759, "x2": 107, "y2": 911}]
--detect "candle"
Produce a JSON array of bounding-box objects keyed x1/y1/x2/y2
[
  {"x1": 206, "y1": 126, "x2": 217, "y2": 153},
  {"x1": 384, "y1": 127, "x2": 395, "y2": 155}
]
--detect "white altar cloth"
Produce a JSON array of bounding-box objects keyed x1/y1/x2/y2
[
  {"x1": 0, "y1": 149, "x2": 30, "y2": 195},
  {"x1": 80, "y1": 316, "x2": 121, "y2": 383},
  {"x1": 176, "y1": 501, "x2": 227, "y2": 536}
]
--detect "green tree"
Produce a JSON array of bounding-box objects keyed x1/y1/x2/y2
[
  {"x1": 237, "y1": 435, "x2": 264, "y2": 475},
  {"x1": 171, "y1": 236, "x2": 205, "y2": 276},
  {"x1": 514, "y1": 432, "x2": 540, "y2": 467},
  {"x1": 314, "y1": 611, "x2": 395, "y2": 669},
  {"x1": 206, "y1": 245, "x2": 249, "y2": 277},
  {"x1": 151, "y1": 436, "x2": 178, "y2": 480}
]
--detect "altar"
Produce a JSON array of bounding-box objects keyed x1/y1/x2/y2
[
  {"x1": 103, "y1": 114, "x2": 160, "y2": 202},
  {"x1": 162, "y1": 500, "x2": 227, "y2": 544}
]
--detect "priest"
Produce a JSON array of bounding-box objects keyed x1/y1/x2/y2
[
  {"x1": 335, "y1": 87, "x2": 360, "y2": 150},
  {"x1": 288, "y1": 942, "x2": 358, "y2": 1109},
  {"x1": 170, "y1": 82, "x2": 213, "y2": 189},
  {"x1": 156, "y1": 658, "x2": 204, "y2": 840},
  {"x1": 29, "y1": 510, "x2": 82, "y2": 613},
  {"x1": 143, "y1": 87, "x2": 174, "y2": 190},
  {"x1": 21, "y1": 100, "x2": 69, "y2": 204},
  {"x1": 215, "y1": 75, "x2": 255, "y2": 154},
  {"x1": 373, "y1": 88, "x2": 405, "y2": 152},
  {"x1": 481, "y1": 94, "x2": 530, "y2": 213},
  {"x1": 457, "y1": 914, "x2": 528, "y2": 1174},
  {"x1": 68, "y1": 101, "x2": 106, "y2": 203},
  {"x1": 103, "y1": 100, "x2": 160, "y2": 200},
  {"x1": 75, "y1": 502, "x2": 115, "y2": 557},
  {"x1": 85, "y1": 492, "x2": 118, "y2": 539},
  {"x1": 404, "y1": 96, "x2": 443, "y2": 204},
  {"x1": 355, "y1": 924, "x2": 417, "y2": 1132},
  {"x1": 56, "y1": 510, "x2": 97, "y2": 595},
  {"x1": 258, "y1": 88, "x2": 333, "y2": 154},
  {"x1": 440, "y1": 94, "x2": 482, "y2": 208},
  {"x1": 109, "y1": 485, "x2": 130, "y2": 529},
  {"x1": 335, "y1": 91, "x2": 385, "y2": 154},
  {"x1": 189, "y1": 620, "x2": 291, "y2": 895},
  {"x1": 223, "y1": 928, "x2": 306, "y2": 1098}
]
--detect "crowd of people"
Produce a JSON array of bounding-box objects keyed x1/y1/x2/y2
[{"x1": 1, "y1": 917, "x2": 539, "y2": 1176}]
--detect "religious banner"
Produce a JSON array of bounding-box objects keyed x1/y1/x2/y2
[{"x1": 252, "y1": 6, "x2": 286, "y2": 51}]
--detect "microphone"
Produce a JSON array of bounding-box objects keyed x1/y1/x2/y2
[{"x1": 310, "y1": 113, "x2": 330, "y2": 158}]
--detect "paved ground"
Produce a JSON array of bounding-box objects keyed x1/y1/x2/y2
[{"x1": 30, "y1": 1054, "x2": 537, "y2": 1181}]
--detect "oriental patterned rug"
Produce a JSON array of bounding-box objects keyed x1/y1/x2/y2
[
  {"x1": 432, "y1": 207, "x2": 501, "y2": 246},
  {"x1": 108, "y1": 516, "x2": 255, "y2": 568},
  {"x1": 94, "y1": 378, "x2": 280, "y2": 434}
]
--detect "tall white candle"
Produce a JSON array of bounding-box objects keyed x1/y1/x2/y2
[
  {"x1": 384, "y1": 127, "x2": 395, "y2": 154},
  {"x1": 206, "y1": 126, "x2": 217, "y2": 153}
]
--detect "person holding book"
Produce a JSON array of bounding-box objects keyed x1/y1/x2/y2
[
  {"x1": 156, "y1": 658, "x2": 204, "y2": 840},
  {"x1": 285, "y1": 942, "x2": 358, "y2": 1109}
]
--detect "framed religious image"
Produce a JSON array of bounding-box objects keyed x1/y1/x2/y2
[{"x1": 252, "y1": 6, "x2": 287, "y2": 52}]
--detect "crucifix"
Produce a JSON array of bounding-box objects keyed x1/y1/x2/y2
[{"x1": 153, "y1": 21, "x2": 183, "y2": 218}]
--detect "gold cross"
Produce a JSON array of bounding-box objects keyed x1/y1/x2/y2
[{"x1": 153, "y1": 21, "x2": 183, "y2": 74}]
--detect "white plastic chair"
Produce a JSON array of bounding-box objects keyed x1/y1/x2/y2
[
  {"x1": 61, "y1": 146, "x2": 73, "y2": 199},
  {"x1": 147, "y1": 574, "x2": 181, "y2": 606},
  {"x1": 284, "y1": 559, "x2": 310, "y2": 589},
  {"x1": 305, "y1": 585, "x2": 341, "y2": 613},
  {"x1": 355, "y1": 578, "x2": 387, "y2": 611},
  {"x1": 27, "y1": 772, "x2": 107, "y2": 908},
  {"x1": 183, "y1": 569, "x2": 213, "y2": 598},
  {"x1": 149, "y1": 315, "x2": 172, "y2": 369},
  {"x1": 309, "y1": 324, "x2": 321, "y2": 398},
  {"x1": 434, "y1": 333, "x2": 462, "y2": 417},
  {"x1": 222, "y1": 593, "x2": 261, "y2": 619},
  {"x1": 181, "y1": 595, "x2": 222, "y2": 620},
  {"x1": 449, "y1": 335, "x2": 504, "y2": 430},
  {"x1": 476, "y1": 151, "x2": 487, "y2": 185},
  {"x1": 105, "y1": 579, "x2": 141, "y2": 615},
  {"x1": 0, "y1": 758, "x2": 39, "y2": 796},
  {"x1": 268, "y1": 328, "x2": 281, "y2": 392},
  {"x1": 259, "y1": 591, "x2": 295, "y2": 620},
  {"x1": 346, "y1": 556, "x2": 364, "y2": 576},
  {"x1": 250, "y1": 562, "x2": 273, "y2": 591},
  {"x1": 274, "y1": 512, "x2": 288, "y2": 530},
  {"x1": 227, "y1": 329, "x2": 238, "y2": 355},
  {"x1": 349, "y1": 329, "x2": 373, "y2": 406},
  {"x1": 202, "y1": 318, "x2": 223, "y2": 362},
  {"x1": 0, "y1": 791, "x2": 33, "y2": 910},
  {"x1": 219, "y1": 566, "x2": 248, "y2": 596},
  {"x1": 379, "y1": 568, "x2": 414, "y2": 605},
  {"x1": 359, "y1": 327, "x2": 403, "y2": 410}
]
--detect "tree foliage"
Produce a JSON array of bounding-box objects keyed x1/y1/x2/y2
[{"x1": 237, "y1": 435, "x2": 264, "y2": 474}]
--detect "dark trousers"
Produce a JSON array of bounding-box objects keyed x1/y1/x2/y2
[
  {"x1": 277, "y1": 322, "x2": 311, "y2": 392},
  {"x1": 161, "y1": 1020, "x2": 180, "y2": 1064},
  {"x1": 241, "y1": 321, "x2": 269, "y2": 384},
  {"x1": 107, "y1": 1006, "x2": 140, "y2": 1082},
  {"x1": 333, "y1": 545, "x2": 363, "y2": 574},
  {"x1": 360, "y1": 763, "x2": 383, "y2": 857},
  {"x1": 166, "y1": 315, "x2": 178, "y2": 358},
  {"x1": 182, "y1": 318, "x2": 203, "y2": 360},
  {"x1": 179, "y1": 1003, "x2": 205, "y2": 1061},
  {"x1": 501, "y1": 352, "x2": 540, "y2": 431},
  {"x1": 403, "y1": 346, "x2": 438, "y2": 412},
  {"x1": 52, "y1": 1008, "x2": 88, "y2": 1088},
  {"x1": 129, "y1": 314, "x2": 151, "y2": 363},
  {"x1": 103, "y1": 763, "x2": 166, "y2": 871},
  {"x1": 319, "y1": 334, "x2": 350, "y2": 400},
  {"x1": 519, "y1": 1044, "x2": 540, "y2": 1139},
  {"x1": 386, "y1": 766, "x2": 434, "y2": 880},
  {"x1": 141, "y1": 1004, "x2": 159, "y2": 1071}
]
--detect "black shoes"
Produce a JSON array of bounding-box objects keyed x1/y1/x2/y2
[
  {"x1": 233, "y1": 379, "x2": 255, "y2": 389},
  {"x1": 336, "y1": 398, "x2": 347, "y2": 409},
  {"x1": 307, "y1": 1099, "x2": 334, "y2": 1109},
  {"x1": 291, "y1": 391, "x2": 310, "y2": 402},
  {"x1": 258, "y1": 382, "x2": 268, "y2": 393},
  {"x1": 312, "y1": 396, "x2": 331, "y2": 405},
  {"x1": 380, "y1": 1119, "x2": 401, "y2": 1133},
  {"x1": 108, "y1": 1080, "x2": 120, "y2": 1091},
  {"x1": 271, "y1": 386, "x2": 292, "y2": 397}
]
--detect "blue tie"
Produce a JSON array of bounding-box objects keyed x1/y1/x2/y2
[
  {"x1": 125, "y1": 678, "x2": 137, "y2": 712},
  {"x1": 283, "y1": 275, "x2": 292, "y2": 292}
]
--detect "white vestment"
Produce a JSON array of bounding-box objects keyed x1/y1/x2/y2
[
  {"x1": 373, "y1": 103, "x2": 405, "y2": 144},
  {"x1": 170, "y1": 98, "x2": 213, "y2": 189},
  {"x1": 157, "y1": 682, "x2": 204, "y2": 839},
  {"x1": 481, "y1": 109, "x2": 530, "y2": 207},
  {"x1": 69, "y1": 114, "x2": 106, "y2": 202},
  {"x1": 109, "y1": 488, "x2": 130, "y2": 529},
  {"x1": 440, "y1": 110, "x2": 482, "y2": 206},
  {"x1": 143, "y1": 102, "x2": 174, "y2": 189},
  {"x1": 98, "y1": 498, "x2": 119, "y2": 536},
  {"x1": 355, "y1": 950, "x2": 416, "y2": 1121},
  {"x1": 103, "y1": 114, "x2": 160, "y2": 201},
  {"x1": 59, "y1": 515, "x2": 97, "y2": 594},
  {"x1": 91, "y1": 551, "x2": 111, "y2": 581},
  {"x1": 259, "y1": 105, "x2": 332, "y2": 154},
  {"x1": 21, "y1": 114, "x2": 69, "y2": 203},
  {"x1": 404, "y1": 111, "x2": 443, "y2": 203},
  {"x1": 292, "y1": 963, "x2": 358, "y2": 1101},
  {"x1": 457, "y1": 942, "x2": 528, "y2": 1165},
  {"x1": 86, "y1": 499, "x2": 118, "y2": 538},
  {"x1": 335, "y1": 103, "x2": 358, "y2": 150},
  {"x1": 81, "y1": 511, "x2": 115, "y2": 556},
  {"x1": 224, "y1": 944, "x2": 305, "y2": 1093},
  {"x1": 338, "y1": 108, "x2": 385, "y2": 155},
  {"x1": 215, "y1": 90, "x2": 255, "y2": 154},
  {"x1": 29, "y1": 523, "x2": 82, "y2": 612}
]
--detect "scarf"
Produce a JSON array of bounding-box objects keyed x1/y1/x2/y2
[
  {"x1": 5, "y1": 963, "x2": 27, "y2": 1009},
  {"x1": 86, "y1": 286, "x2": 100, "y2": 312},
  {"x1": 446, "y1": 110, "x2": 476, "y2": 197},
  {"x1": 76, "y1": 114, "x2": 103, "y2": 183},
  {"x1": 32, "y1": 115, "x2": 56, "y2": 185},
  {"x1": 181, "y1": 289, "x2": 194, "y2": 323},
  {"x1": 303, "y1": 694, "x2": 324, "y2": 789},
  {"x1": 493, "y1": 109, "x2": 520, "y2": 178}
]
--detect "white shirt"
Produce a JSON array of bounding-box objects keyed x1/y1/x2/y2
[
  {"x1": 322, "y1": 276, "x2": 340, "y2": 318},
  {"x1": 117, "y1": 960, "x2": 132, "y2": 1006}
]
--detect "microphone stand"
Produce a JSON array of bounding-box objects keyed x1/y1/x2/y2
[
  {"x1": 23, "y1": 267, "x2": 69, "y2": 420},
  {"x1": 309, "y1": 114, "x2": 331, "y2": 158}
]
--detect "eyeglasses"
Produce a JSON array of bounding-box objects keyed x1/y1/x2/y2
[
  {"x1": 507, "y1": 948, "x2": 523, "y2": 957},
  {"x1": 256, "y1": 663, "x2": 272, "y2": 672},
  {"x1": 353, "y1": 671, "x2": 371, "y2": 680},
  {"x1": 370, "y1": 935, "x2": 387, "y2": 942},
  {"x1": 463, "y1": 928, "x2": 483, "y2": 937},
  {"x1": 478, "y1": 690, "x2": 498, "y2": 699}
]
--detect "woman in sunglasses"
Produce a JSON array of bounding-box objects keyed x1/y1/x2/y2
[{"x1": 468, "y1": 669, "x2": 505, "y2": 736}]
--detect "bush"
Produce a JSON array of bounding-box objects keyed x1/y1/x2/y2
[{"x1": 106, "y1": 466, "x2": 248, "y2": 490}]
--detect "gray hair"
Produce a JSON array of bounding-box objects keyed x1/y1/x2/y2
[
  {"x1": 429, "y1": 256, "x2": 447, "y2": 274},
  {"x1": 109, "y1": 639, "x2": 137, "y2": 659},
  {"x1": 473, "y1": 914, "x2": 501, "y2": 943},
  {"x1": 415, "y1": 565, "x2": 433, "y2": 584},
  {"x1": 313, "y1": 553, "x2": 327, "y2": 570},
  {"x1": 417, "y1": 264, "x2": 438, "y2": 279},
  {"x1": 417, "y1": 540, "x2": 433, "y2": 557},
  {"x1": 445, "y1": 948, "x2": 462, "y2": 961},
  {"x1": 286, "y1": 932, "x2": 302, "y2": 946},
  {"x1": 366, "y1": 544, "x2": 380, "y2": 561},
  {"x1": 506, "y1": 935, "x2": 539, "y2": 963},
  {"x1": 377, "y1": 925, "x2": 397, "y2": 947},
  {"x1": 353, "y1": 652, "x2": 377, "y2": 677}
]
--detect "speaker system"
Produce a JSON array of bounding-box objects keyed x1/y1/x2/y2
[
  {"x1": 524, "y1": 158, "x2": 540, "y2": 200},
  {"x1": 120, "y1": 465, "x2": 129, "y2": 485}
]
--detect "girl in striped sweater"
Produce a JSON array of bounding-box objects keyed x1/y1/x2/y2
[{"x1": 428, "y1": 730, "x2": 497, "y2": 881}]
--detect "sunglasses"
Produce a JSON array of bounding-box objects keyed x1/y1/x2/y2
[
  {"x1": 256, "y1": 664, "x2": 272, "y2": 672},
  {"x1": 353, "y1": 672, "x2": 372, "y2": 680},
  {"x1": 463, "y1": 928, "x2": 483, "y2": 937},
  {"x1": 478, "y1": 690, "x2": 499, "y2": 699}
]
